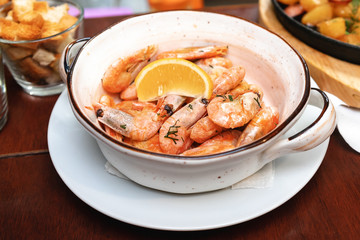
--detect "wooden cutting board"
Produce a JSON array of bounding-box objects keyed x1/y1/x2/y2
[{"x1": 259, "y1": 0, "x2": 360, "y2": 108}]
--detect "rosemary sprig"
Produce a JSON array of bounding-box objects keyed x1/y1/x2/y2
[
  {"x1": 254, "y1": 96, "x2": 262, "y2": 108},
  {"x1": 164, "y1": 120, "x2": 181, "y2": 144},
  {"x1": 215, "y1": 94, "x2": 234, "y2": 102}
]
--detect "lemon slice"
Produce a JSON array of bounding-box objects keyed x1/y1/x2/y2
[{"x1": 135, "y1": 58, "x2": 213, "y2": 101}]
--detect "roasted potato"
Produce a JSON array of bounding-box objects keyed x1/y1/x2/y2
[
  {"x1": 278, "y1": 0, "x2": 360, "y2": 46},
  {"x1": 301, "y1": 3, "x2": 333, "y2": 26},
  {"x1": 278, "y1": 0, "x2": 300, "y2": 5},
  {"x1": 299, "y1": 0, "x2": 328, "y2": 12},
  {"x1": 317, "y1": 17, "x2": 346, "y2": 38},
  {"x1": 333, "y1": 2, "x2": 353, "y2": 18}
]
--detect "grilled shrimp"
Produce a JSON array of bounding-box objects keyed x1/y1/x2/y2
[
  {"x1": 96, "y1": 95, "x2": 123, "y2": 141},
  {"x1": 190, "y1": 81, "x2": 262, "y2": 143},
  {"x1": 190, "y1": 116, "x2": 223, "y2": 143},
  {"x1": 124, "y1": 134, "x2": 163, "y2": 153},
  {"x1": 120, "y1": 83, "x2": 137, "y2": 100},
  {"x1": 237, "y1": 106, "x2": 279, "y2": 147},
  {"x1": 115, "y1": 99, "x2": 154, "y2": 113},
  {"x1": 228, "y1": 81, "x2": 263, "y2": 99},
  {"x1": 95, "y1": 95, "x2": 186, "y2": 141},
  {"x1": 98, "y1": 94, "x2": 115, "y2": 107},
  {"x1": 159, "y1": 98, "x2": 207, "y2": 154},
  {"x1": 156, "y1": 45, "x2": 228, "y2": 60},
  {"x1": 96, "y1": 44, "x2": 280, "y2": 156},
  {"x1": 212, "y1": 66, "x2": 245, "y2": 98},
  {"x1": 207, "y1": 92, "x2": 262, "y2": 129},
  {"x1": 197, "y1": 56, "x2": 233, "y2": 69},
  {"x1": 102, "y1": 45, "x2": 157, "y2": 93},
  {"x1": 196, "y1": 56, "x2": 233, "y2": 81},
  {"x1": 182, "y1": 130, "x2": 242, "y2": 156}
]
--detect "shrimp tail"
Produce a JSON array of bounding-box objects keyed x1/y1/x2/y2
[{"x1": 236, "y1": 106, "x2": 279, "y2": 147}]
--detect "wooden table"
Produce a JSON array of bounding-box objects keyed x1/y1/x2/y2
[{"x1": 1, "y1": 4, "x2": 359, "y2": 239}]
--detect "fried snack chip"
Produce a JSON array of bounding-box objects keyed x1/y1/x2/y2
[
  {"x1": 0, "y1": 0, "x2": 80, "y2": 86},
  {"x1": 0, "y1": 0, "x2": 9, "y2": 6},
  {"x1": 18, "y1": 11, "x2": 45, "y2": 28},
  {"x1": 12, "y1": 0, "x2": 35, "y2": 22},
  {"x1": 0, "y1": 0, "x2": 78, "y2": 42},
  {"x1": 17, "y1": 23, "x2": 42, "y2": 40},
  {"x1": 0, "y1": 18, "x2": 18, "y2": 40},
  {"x1": 33, "y1": 1, "x2": 49, "y2": 13},
  {"x1": 4, "y1": 46, "x2": 34, "y2": 60},
  {"x1": 18, "y1": 57, "x2": 53, "y2": 82}
]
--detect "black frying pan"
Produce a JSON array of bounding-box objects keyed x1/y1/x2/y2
[{"x1": 271, "y1": 0, "x2": 360, "y2": 64}]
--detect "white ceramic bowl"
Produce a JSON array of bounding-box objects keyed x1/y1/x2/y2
[{"x1": 60, "y1": 11, "x2": 336, "y2": 194}]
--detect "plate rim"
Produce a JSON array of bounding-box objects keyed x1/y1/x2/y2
[{"x1": 47, "y1": 90, "x2": 329, "y2": 231}]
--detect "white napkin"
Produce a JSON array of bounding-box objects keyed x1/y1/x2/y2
[
  {"x1": 105, "y1": 161, "x2": 274, "y2": 190},
  {"x1": 326, "y1": 92, "x2": 360, "y2": 153},
  {"x1": 231, "y1": 162, "x2": 274, "y2": 189}
]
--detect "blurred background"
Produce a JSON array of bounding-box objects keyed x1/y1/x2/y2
[{"x1": 73, "y1": 0, "x2": 257, "y2": 15}]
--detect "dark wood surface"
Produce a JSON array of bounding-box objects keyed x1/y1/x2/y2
[{"x1": 1, "y1": 4, "x2": 359, "y2": 239}]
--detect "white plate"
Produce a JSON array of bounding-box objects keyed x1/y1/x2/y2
[{"x1": 48, "y1": 89, "x2": 329, "y2": 231}]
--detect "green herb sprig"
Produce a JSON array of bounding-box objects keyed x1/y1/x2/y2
[
  {"x1": 164, "y1": 120, "x2": 181, "y2": 144},
  {"x1": 254, "y1": 96, "x2": 262, "y2": 108}
]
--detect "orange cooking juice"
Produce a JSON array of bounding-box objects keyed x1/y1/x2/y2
[{"x1": 148, "y1": 0, "x2": 203, "y2": 11}]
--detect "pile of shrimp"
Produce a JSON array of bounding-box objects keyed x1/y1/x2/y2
[{"x1": 92, "y1": 44, "x2": 279, "y2": 156}]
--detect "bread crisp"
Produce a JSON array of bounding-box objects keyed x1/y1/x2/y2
[
  {"x1": 12, "y1": 0, "x2": 36, "y2": 22},
  {"x1": 17, "y1": 23, "x2": 42, "y2": 40},
  {"x1": 0, "y1": 0, "x2": 77, "y2": 41},
  {"x1": 32, "y1": 48, "x2": 56, "y2": 66},
  {"x1": 0, "y1": 18, "x2": 18, "y2": 40},
  {"x1": 33, "y1": 1, "x2": 49, "y2": 13},
  {"x1": 5, "y1": 46, "x2": 34, "y2": 60},
  {"x1": 17, "y1": 11, "x2": 44, "y2": 28},
  {"x1": 18, "y1": 57, "x2": 53, "y2": 82},
  {"x1": 39, "y1": 3, "x2": 68, "y2": 23},
  {"x1": 0, "y1": 0, "x2": 10, "y2": 5},
  {"x1": 0, "y1": 0, "x2": 80, "y2": 85}
]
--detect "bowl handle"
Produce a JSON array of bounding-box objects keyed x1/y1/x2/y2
[
  {"x1": 59, "y1": 37, "x2": 90, "y2": 83},
  {"x1": 262, "y1": 88, "x2": 336, "y2": 163}
]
